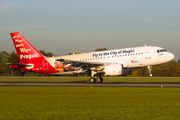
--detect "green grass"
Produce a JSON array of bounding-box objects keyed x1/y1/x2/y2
[
  {"x1": 0, "y1": 87, "x2": 180, "y2": 120},
  {"x1": 0, "y1": 77, "x2": 180, "y2": 83}
]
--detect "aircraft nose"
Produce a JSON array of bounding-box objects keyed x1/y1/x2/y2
[{"x1": 169, "y1": 52, "x2": 175, "y2": 61}]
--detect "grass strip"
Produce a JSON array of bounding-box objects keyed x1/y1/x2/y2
[{"x1": 0, "y1": 87, "x2": 180, "y2": 120}]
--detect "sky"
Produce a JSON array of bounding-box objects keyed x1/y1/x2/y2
[{"x1": 0, "y1": 0, "x2": 180, "y2": 61}]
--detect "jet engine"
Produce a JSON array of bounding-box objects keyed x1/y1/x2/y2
[{"x1": 104, "y1": 64, "x2": 132, "y2": 76}]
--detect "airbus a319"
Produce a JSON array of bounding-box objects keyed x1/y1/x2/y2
[{"x1": 8, "y1": 32, "x2": 175, "y2": 83}]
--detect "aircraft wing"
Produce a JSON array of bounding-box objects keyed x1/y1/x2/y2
[
  {"x1": 56, "y1": 58, "x2": 129, "y2": 71},
  {"x1": 56, "y1": 58, "x2": 112, "y2": 66},
  {"x1": 55, "y1": 58, "x2": 115, "y2": 71}
]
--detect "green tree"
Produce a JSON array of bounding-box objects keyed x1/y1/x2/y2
[
  {"x1": 0, "y1": 63, "x2": 4, "y2": 74},
  {"x1": 152, "y1": 61, "x2": 180, "y2": 77},
  {"x1": 67, "y1": 52, "x2": 80, "y2": 55},
  {"x1": 46, "y1": 52, "x2": 54, "y2": 57},
  {"x1": 0, "y1": 51, "x2": 9, "y2": 75},
  {"x1": 95, "y1": 48, "x2": 107, "y2": 51},
  {"x1": 4, "y1": 51, "x2": 20, "y2": 76},
  {"x1": 7, "y1": 51, "x2": 19, "y2": 63},
  {"x1": 39, "y1": 50, "x2": 54, "y2": 57},
  {"x1": 178, "y1": 59, "x2": 180, "y2": 64},
  {"x1": 39, "y1": 50, "x2": 47, "y2": 56}
]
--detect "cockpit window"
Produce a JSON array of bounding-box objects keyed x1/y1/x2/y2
[
  {"x1": 162, "y1": 49, "x2": 167, "y2": 52},
  {"x1": 157, "y1": 49, "x2": 167, "y2": 53}
]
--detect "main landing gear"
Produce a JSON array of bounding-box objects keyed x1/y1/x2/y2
[
  {"x1": 89, "y1": 77, "x2": 103, "y2": 83},
  {"x1": 89, "y1": 70, "x2": 103, "y2": 83},
  {"x1": 147, "y1": 66, "x2": 153, "y2": 77}
]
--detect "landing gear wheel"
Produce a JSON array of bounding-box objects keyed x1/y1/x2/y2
[
  {"x1": 97, "y1": 77, "x2": 103, "y2": 83},
  {"x1": 150, "y1": 73, "x2": 153, "y2": 77},
  {"x1": 89, "y1": 77, "x2": 96, "y2": 83},
  {"x1": 147, "y1": 66, "x2": 153, "y2": 77}
]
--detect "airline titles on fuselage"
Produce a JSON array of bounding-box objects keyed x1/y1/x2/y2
[{"x1": 92, "y1": 49, "x2": 135, "y2": 57}]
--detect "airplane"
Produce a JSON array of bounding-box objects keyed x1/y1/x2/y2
[{"x1": 8, "y1": 32, "x2": 175, "y2": 83}]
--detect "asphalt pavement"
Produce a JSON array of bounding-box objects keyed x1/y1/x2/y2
[{"x1": 0, "y1": 82, "x2": 180, "y2": 87}]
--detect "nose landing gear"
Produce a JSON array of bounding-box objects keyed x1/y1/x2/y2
[{"x1": 147, "y1": 66, "x2": 153, "y2": 77}]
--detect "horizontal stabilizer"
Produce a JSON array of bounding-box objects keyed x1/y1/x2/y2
[{"x1": 6, "y1": 63, "x2": 34, "y2": 67}]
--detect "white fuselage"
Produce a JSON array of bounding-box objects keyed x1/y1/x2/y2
[{"x1": 49, "y1": 46, "x2": 174, "y2": 69}]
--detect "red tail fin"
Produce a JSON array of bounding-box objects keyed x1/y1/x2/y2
[{"x1": 10, "y1": 32, "x2": 44, "y2": 63}]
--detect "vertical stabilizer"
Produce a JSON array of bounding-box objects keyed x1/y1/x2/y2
[{"x1": 10, "y1": 32, "x2": 44, "y2": 63}]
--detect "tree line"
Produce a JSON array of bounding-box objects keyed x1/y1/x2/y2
[{"x1": 0, "y1": 49, "x2": 180, "y2": 77}]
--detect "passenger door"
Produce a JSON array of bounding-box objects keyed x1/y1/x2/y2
[{"x1": 144, "y1": 47, "x2": 151, "y2": 59}]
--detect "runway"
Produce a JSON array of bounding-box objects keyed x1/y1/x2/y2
[{"x1": 0, "y1": 82, "x2": 180, "y2": 87}]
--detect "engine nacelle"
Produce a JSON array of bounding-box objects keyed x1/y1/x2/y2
[
  {"x1": 104, "y1": 64, "x2": 132, "y2": 76},
  {"x1": 104, "y1": 64, "x2": 122, "y2": 76}
]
